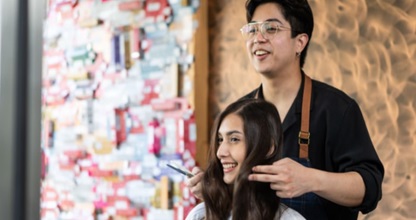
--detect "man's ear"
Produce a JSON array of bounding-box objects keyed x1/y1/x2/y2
[{"x1": 296, "y1": 33, "x2": 309, "y2": 54}]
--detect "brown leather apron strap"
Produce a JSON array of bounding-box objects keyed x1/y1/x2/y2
[
  {"x1": 254, "y1": 74, "x2": 312, "y2": 159},
  {"x1": 298, "y1": 74, "x2": 312, "y2": 159}
]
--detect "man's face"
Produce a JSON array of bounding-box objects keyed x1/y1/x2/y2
[{"x1": 245, "y1": 3, "x2": 299, "y2": 76}]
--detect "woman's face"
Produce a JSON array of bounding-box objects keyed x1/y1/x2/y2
[
  {"x1": 216, "y1": 113, "x2": 247, "y2": 184},
  {"x1": 245, "y1": 3, "x2": 299, "y2": 76}
]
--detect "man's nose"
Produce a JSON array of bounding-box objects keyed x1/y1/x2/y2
[{"x1": 253, "y1": 29, "x2": 267, "y2": 43}]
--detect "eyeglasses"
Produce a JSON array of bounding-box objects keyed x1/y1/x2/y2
[{"x1": 240, "y1": 21, "x2": 292, "y2": 41}]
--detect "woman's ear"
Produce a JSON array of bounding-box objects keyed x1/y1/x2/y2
[{"x1": 267, "y1": 142, "x2": 275, "y2": 156}]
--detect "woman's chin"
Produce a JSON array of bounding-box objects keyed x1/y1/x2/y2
[{"x1": 223, "y1": 174, "x2": 236, "y2": 184}]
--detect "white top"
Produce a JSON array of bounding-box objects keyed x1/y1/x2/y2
[{"x1": 185, "y1": 202, "x2": 305, "y2": 220}]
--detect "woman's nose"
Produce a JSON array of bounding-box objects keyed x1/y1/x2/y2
[{"x1": 216, "y1": 143, "x2": 229, "y2": 158}]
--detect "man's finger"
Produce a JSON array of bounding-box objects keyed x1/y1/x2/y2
[
  {"x1": 276, "y1": 190, "x2": 295, "y2": 199},
  {"x1": 191, "y1": 167, "x2": 202, "y2": 174},
  {"x1": 248, "y1": 173, "x2": 278, "y2": 182},
  {"x1": 251, "y1": 165, "x2": 278, "y2": 174},
  {"x1": 186, "y1": 171, "x2": 203, "y2": 186}
]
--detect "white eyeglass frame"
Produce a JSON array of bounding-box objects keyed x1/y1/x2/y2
[{"x1": 240, "y1": 21, "x2": 292, "y2": 41}]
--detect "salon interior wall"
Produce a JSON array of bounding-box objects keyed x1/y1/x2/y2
[{"x1": 207, "y1": 1, "x2": 416, "y2": 219}]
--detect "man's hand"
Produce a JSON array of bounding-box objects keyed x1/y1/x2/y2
[
  {"x1": 248, "y1": 158, "x2": 312, "y2": 198},
  {"x1": 185, "y1": 167, "x2": 204, "y2": 199},
  {"x1": 248, "y1": 157, "x2": 365, "y2": 206}
]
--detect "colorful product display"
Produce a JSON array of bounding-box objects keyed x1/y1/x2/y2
[{"x1": 41, "y1": 0, "x2": 200, "y2": 219}]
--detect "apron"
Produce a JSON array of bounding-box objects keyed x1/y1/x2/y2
[
  {"x1": 257, "y1": 74, "x2": 328, "y2": 219},
  {"x1": 280, "y1": 158, "x2": 328, "y2": 220}
]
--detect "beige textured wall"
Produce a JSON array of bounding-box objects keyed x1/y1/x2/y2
[{"x1": 208, "y1": 1, "x2": 416, "y2": 219}]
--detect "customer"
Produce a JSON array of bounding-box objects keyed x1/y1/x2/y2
[{"x1": 186, "y1": 99, "x2": 304, "y2": 220}]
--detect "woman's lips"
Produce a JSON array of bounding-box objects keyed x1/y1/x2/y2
[{"x1": 222, "y1": 163, "x2": 237, "y2": 173}]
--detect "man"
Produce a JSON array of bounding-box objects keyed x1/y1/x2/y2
[{"x1": 187, "y1": 0, "x2": 384, "y2": 219}]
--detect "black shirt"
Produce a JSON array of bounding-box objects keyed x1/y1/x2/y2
[{"x1": 241, "y1": 74, "x2": 384, "y2": 220}]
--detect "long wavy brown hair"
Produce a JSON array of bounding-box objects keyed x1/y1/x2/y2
[{"x1": 202, "y1": 98, "x2": 283, "y2": 220}]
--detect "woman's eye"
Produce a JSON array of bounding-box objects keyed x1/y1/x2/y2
[
  {"x1": 217, "y1": 137, "x2": 223, "y2": 144},
  {"x1": 230, "y1": 137, "x2": 240, "y2": 143}
]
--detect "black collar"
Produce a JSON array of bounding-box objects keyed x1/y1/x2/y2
[{"x1": 254, "y1": 72, "x2": 314, "y2": 132}]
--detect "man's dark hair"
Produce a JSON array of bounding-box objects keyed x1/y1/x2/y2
[{"x1": 245, "y1": 0, "x2": 314, "y2": 68}]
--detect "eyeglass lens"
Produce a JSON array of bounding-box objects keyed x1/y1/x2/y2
[{"x1": 241, "y1": 21, "x2": 287, "y2": 40}]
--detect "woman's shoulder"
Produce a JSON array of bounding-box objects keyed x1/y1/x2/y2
[
  {"x1": 278, "y1": 205, "x2": 306, "y2": 220},
  {"x1": 185, "y1": 202, "x2": 206, "y2": 220}
]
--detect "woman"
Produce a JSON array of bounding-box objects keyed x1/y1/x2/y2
[{"x1": 186, "y1": 99, "x2": 304, "y2": 220}]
